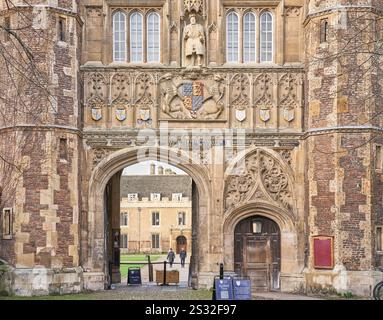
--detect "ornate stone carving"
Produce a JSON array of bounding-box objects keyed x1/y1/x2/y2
[
  {"x1": 92, "y1": 148, "x2": 114, "y2": 168},
  {"x1": 231, "y1": 74, "x2": 250, "y2": 122},
  {"x1": 159, "y1": 73, "x2": 225, "y2": 120},
  {"x1": 86, "y1": 73, "x2": 108, "y2": 121},
  {"x1": 183, "y1": 14, "x2": 206, "y2": 67},
  {"x1": 225, "y1": 149, "x2": 294, "y2": 211},
  {"x1": 279, "y1": 74, "x2": 299, "y2": 123},
  {"x1": 285, "y1": 6, "x2": 301, "y2": 17},
  {"x1": 184, "y1": 0, "x2": 203, "y2": 14},
  {"x1": 86, "y1": 6, "x2": 102, "y2": 18},
  {"x1": 278, "y1": 149, "x2": 293, "y2": 167},
  {"x1": 111, "y1": 73, "x2": 131, "y2": 122},
  {"x1": 135, "y1": 73, "x2": 154, "y2": 127},
  {"x1": 255, "y1": 74, "x2": 273, "y2": 123}
]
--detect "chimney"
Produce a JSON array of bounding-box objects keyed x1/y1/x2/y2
[
  {"x1": 158, "y1": 166, "x2": 164, "y2": 175},
  {"x1": 150, "y1": 163, "x2": 156, "y2": 175}
]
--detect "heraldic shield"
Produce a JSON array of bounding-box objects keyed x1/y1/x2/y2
[
  {"x1": 137, "y1": 107, "x2": 152, "y2": 125},
  {"x1": 91, "y1": 107, "x2": 102, "y2": 121},
  {"x1": 260, "y1": 105, "x2": 271, "y2": 122},
  {"x1": 182, "y1": 81, "x2": 204, "y2": 118},
  {"x1": 116, "y1": 108, "x2": 127, "y2": 122},
  {"x1": 283, "y1": 106, "x2": 295, "y2": 122},
  {"x1": 235, "y1": 108, "x2": 247, "y2": 122}
]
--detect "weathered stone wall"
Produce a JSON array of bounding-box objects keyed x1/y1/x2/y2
[
  {"x1": 0, "y1": 1, "x2": 83, "y2": 295},
  {"x1": 305, "y1": 1, "x2": 383, "y2": 295}
]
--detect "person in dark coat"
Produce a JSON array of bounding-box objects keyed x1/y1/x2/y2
[
  {"x1": 167, "y1": 248, "x2": 175, "y2": 268},
  {"x1": 180, "y1": 248, "x2": 187, "y2": 267}
]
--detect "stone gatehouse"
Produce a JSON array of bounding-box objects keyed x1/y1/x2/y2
[{"x1": 0, "y1": 0, "x2": 382, "y2": 297}]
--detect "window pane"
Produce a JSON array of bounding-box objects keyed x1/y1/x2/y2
[
  {"x1": 113, "y1": 12, "x2": 127, "y2": 62},
  {"x1": 243, "y1": 12, "x2": 256, "y2": 62},
  {"x1": 130, "y1": 12, "x2": 143, "y2": 62},
  {"x1": 260, "y1": 12, "x2": 273, "y2": 62},
  {"x1": 147, "y1": 12, "x2": 160, "y2": 62},
  {"x1": 152, "y1": 234, "x2": 160, "y2": 249},
  {"x1": 227, "y1": 12, "x2": 239, "y2": 62}
]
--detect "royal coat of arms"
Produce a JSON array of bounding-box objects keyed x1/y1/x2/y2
[{"x1": 181, "y1": 81, "x2": 204, "y2": 119}]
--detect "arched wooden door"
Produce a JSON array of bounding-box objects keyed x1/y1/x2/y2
[
  {"x1": 234, "y1": 216, "x2": 281, "y2": 292},
  {"x1": 176, "y1": 236, "x2": 187, "y2": 254}
]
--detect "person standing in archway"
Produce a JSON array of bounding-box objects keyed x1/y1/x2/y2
[
  {"x1": 167, "y1": 248, "x2": 175, "y2": 268},
  {"x1": 180, "y1": 248, "x2": 187, "y2": 268}
]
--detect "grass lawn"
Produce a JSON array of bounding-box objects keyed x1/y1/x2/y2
[{"x1": 120, "y1": 254, "x2": 163, "y2": 278}]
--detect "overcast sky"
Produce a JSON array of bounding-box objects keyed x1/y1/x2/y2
[{"x1": 122, "y1": 161, "x2": 187, "y2": 176}]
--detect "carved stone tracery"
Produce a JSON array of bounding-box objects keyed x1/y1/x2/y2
[
  {"x1": 279, "y1": 74, "x2": 299, "y2": 123},
  {"x1": 225, "y1": 150, "x2": 294, "y2": 212},
  {"x1": 255, "y1": 74, "x2": 273, "y2": 123}
]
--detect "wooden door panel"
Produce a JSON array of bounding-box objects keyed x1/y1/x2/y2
[
  {"x1": 247, "y1": 269, "x2": 269, "y2": 291},
  {"x1": 235, "y1": 216, "x2": 281, "y2": 292}
]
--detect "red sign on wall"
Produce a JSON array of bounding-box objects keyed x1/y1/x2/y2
[{"x1": 313, "y1": 236, "x2": 334, "y2": 269}]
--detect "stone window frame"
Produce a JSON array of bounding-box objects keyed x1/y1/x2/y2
[
  {"x1": 2, "y1": 207, "x2": 13, "y2": 240},
  {"x1": 178, "y1": 211, "x2": 186, "y2": 226},
  {"x1": 151, "y1": 233, "x2": 160, "y2": 249},
  {"x1": 112, "y1": 10, "x2": 127, "y2": 62},
  {"x1": 172, "y1": 193, "x2": 183, "y2": 202},
  {"x1": 151, "y1": 211, "x2": 160, "y2": 227},
  {"x1": 320, "y1": 18, "x2": 329, "y2": 44},
  {"x1": 58, "y1": 16, "x2": 67, "y2": 43},
  {"x1": 150, "y1": 193, "x2": 161, "y2": 202},
  {"x1": 120, "y1": 233, "x2": 128, "y2": 249},
  {"x1": 375, "y1": 144, "x2": 383, "y2": 172},
  {"x1": 127, "y1": 193, "x2": 138, "y2": 202},
  {"x1": 224, "y1": 7, "x2": 275, "y2": 64},
  {"x1": 111, "y1": 7, "x2": 163, "y2": 64},
  {"x1": 121, "y1": 211, "x2": 129, "y2": 226}
]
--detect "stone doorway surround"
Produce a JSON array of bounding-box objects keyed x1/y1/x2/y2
[
  {"x1": 223, "y1": 203, "x2": 304, "y2": 293},
  {"x1": 84, "y1": 146, "x2": 212, "y2": 290}
]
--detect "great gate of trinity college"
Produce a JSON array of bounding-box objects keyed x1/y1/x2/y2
[{"x1": 0, "y1": 0, "x2": 383, "y2": 297}]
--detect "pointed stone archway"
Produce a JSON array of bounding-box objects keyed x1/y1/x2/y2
[
  {"x1": 83, "y1": 146, "x2": 212, "y2": 290},
  {"x1": 222, "y1": 147, "x2": 305, "y2": 292}
]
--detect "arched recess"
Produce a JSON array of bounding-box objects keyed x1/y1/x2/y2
[
  {"x1": 84, "y1": 146, "x2": 211, "y2": 288},
  {"x1": 222, "y1": 147, "x2": 301, "y2": 291},
  {"x1": 222, "y1": 203, "x2": 300, "y2": 291}
]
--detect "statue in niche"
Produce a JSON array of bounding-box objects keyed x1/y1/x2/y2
[{"x1": 183, "y1": 13, "x2": 205, "y2": 67}]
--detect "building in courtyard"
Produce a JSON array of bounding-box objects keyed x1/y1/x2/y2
[
  {"x1": 119, "y1": 166, "x2": 192, "y2": 254},
  {"x1": 0, "y1": 0, "x2": 383, "y2": 297}
]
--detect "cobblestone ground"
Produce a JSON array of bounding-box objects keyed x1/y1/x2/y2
[{"x1": 0, "y1": 287, "x2": 370, "y2": 300}]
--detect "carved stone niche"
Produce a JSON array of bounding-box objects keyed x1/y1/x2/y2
[
  {"x1": 134, "y1": 73, "x2": 155, "y2": 128},
  {"x1": 85, "y1": 73, "x2": 108, "y2": 125},
  {"x1": 278, "y1": 73, "x2": 301, "y2": 127},
  {"x1": 182, "y1": 12, "x2": 207, "y2": 68},
  {"x1": 254, "y1": 73, "x2": 275, "y2": 129},
  {"x1": 110, "y1": 73, "x2": 133, "y2": 127},
  {"x1": 229, "y1": 74, "x2": 251, "y2": 127},
  {"x1": 225, "y1": 149, "x2": 295, "y2": 213},
  {"x1": 158, "y1": 73, "x2": 226, "y2": 121}
]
